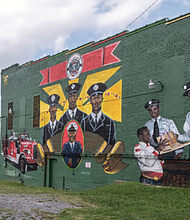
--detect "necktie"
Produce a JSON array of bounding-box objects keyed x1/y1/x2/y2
[
  {"x1": 153, "y1": 119, "x2": 159, "y2": 144},
  {"x1": 95, "y1": 114, "x2": 97, "y2": 126},
  {"x1": 52, "y1": 123, "x2": 54, "y2": 133},
  {"x1": 72, "y1": 111, "x2": 74, "y2": 119},
  {"x1": 71, "y1": 143, "x2": 74, "y2": 151}
]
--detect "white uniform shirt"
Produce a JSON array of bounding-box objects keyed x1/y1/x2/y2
[
  {"x1": 178, "y1": 112, "x2": 190, "y2": 142},
  {"x1": 49, "y1": 120, "x2": 57, "y2": 130},
  {"x1": 145, "y1": 115, "x2": 182, "y2": 155},
  {"x1": 91, "y1": 109, "x2": 102, "y2": 124},
  {"x1": 68, "y1": 107, "x2": 77, "y2": 119}
]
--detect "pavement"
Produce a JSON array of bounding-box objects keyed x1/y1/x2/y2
[{"x1": 0, "y1": 193, "x2": 79, "y2": 219}]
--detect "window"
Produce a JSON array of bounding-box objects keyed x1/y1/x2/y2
[
  {"x1": 8, "y1": 102, "x2": 13, "y2": 130},
  {"x1": 33, "y1": 95, "x2": 40, "y2": 127}
]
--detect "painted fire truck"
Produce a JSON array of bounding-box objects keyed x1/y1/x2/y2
[{"x1": 2, "y1": 132, "x2": 38, "y2": 174}]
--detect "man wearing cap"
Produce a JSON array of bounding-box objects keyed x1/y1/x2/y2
[
  {"x1": 59, "y1": 83, "x2": 87, "y2": 126},
  {"x1": 81, "y1": 83, "x2": 116, "y2": 145},
  {"x1": 41, "y1": 94, "x2": 64, "y2": 145},
  {"x1": 144, "y1": 99, "x2": 182, "y2": 159},
  {"x1": 134, "y1": 126, "x2": 167, "y2": 185},
  {"x1": 177, "y1": 82, "x2": 190, "y2": 152},
  {"x1": 61, "y1": 122, "x2": 83, "y2": 168}
]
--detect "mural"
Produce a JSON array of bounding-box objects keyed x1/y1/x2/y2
[
  {"x1": 134, "y1": 94, "x2": 190, "y2": 186},
  {"x1": 61, "y1": 121, "x2": 84, "y2": 169},
  {"x1": 134, "y1": 126, "x2": 166, "y2": 186},
  {"x1": 3, "y1": 75, "x2": 8, "y2": 86},
  {"x1": 144, "y1": 99, "x2": 182, "y2": 160},
  {"x1": 178, "y1": 82, "x2": 190, "y2": 145},
  {"x1": 81, "y1": 82, "x2": 116, "y2": 145},
  {"x1": 39, "y1": 41, "x2": 121, "y2": 86},
  {"x1": 2, "y1": 132, "x2": 38, "y2": 174},
  {"x1": 0, "y1": 41, "x2": 123, "y2": 176},
  {"x1": 41, "y1": 94, "x2": 63, "y2": 145},
  {"x1": 59, "y1": 83, "x2": 87, "y2": 125},
  {"x1": 33, "y1": 43, "x2": 129, "y2": 175},
  {"x1": 36, "y1": 75, "x2": 128, "y2": 173},
  {"x1": 3, "y1": 34, "x2": 190, "y2": 189}
]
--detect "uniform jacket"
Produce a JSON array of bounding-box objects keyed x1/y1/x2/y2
[
  {"x1": 81, "y1": 112, "x2": 116, "y2": 145},
  {"x1": 61, "y1": 141, "x2": 82, "y2": 168},
  {"x1": 41, "y1": 120, "x2": 63, "y2": 145},
  {"x1": 59, "y1": 108, "x2": 87, "y2": 125}
]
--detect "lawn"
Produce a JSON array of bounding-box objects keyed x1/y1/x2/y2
[{"x1": 0, "y1": 180, "x2": 189, "y2": 220}]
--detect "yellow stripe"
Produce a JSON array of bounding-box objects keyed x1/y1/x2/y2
[
  {"x1": 22, "y1": 62, "x2": 32, "y2": 67},
  {"x1": 46, "y1": 139, "x2": 53, "y2": 152},
  {"x1": 110, "y1": 141, "x2": 122, "y2": 153},
  {"x1": 37, "y1": 143, "x2": 44, "y2": 157},
  {"x1": 96, "y1": 141, "x2": 107, "y2": 154},
  {"x1": 66, "y1": 42, "x2": 93, "y2": 55},
  {"x1": 165, "y1": 14, "x2": 190, "y2": 25}
]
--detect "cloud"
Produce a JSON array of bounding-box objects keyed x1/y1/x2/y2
[
  {"x1": 53, "y1": 35, "x2": 69, "y2": 53},
  {"x1": 0, "y1": 0, "x2": 182, "y2": 70}
]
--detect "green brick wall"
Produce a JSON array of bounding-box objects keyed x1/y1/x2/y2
[{"x1": 1, "y1": 13, "x2": 190, "y2": 190}]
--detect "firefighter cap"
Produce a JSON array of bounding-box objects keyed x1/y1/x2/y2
[
  {"x1": 66, "y1": 83, "x2": 81, "y2": 94},
  {"x1": 87, "y1": 83, "x2": 107, "y2": 97},
  {"x1": 67, "y1": 122, "x2": 78, "y2": 132},
  {"x1": 47, "y1": 94, "x2": 60, "y2": 106},
  {"x1": 182, "y1": 82, "x2": 190, "y2": 97},
  {"x1": 144, "y1": 99, "x2": 159, "y2": 110}
]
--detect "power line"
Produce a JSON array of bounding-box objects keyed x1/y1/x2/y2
[{"x1": 125, "y1": 0, "x2": 159, "y2": 30}]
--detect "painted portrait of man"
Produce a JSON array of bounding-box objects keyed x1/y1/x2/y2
[
  {"x1": 41, "y1": 94, "x2": 64, "y2": 145},
  {"x1": 144, "y1": 99, "x2": 181, "y2": 159},
  {"x1": 81, "y1": 83, "x2": 116, "y2": 145},
  {"x1": 59, "y1": 83, "x2": 87, "y2": 126},
  {"x1": 61, "y1": 122, "x2": 83, "y2": 168}
]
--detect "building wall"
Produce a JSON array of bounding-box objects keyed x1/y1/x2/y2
[{"x1": 1, "y1": 13, "x2": 190, "y2": 190}]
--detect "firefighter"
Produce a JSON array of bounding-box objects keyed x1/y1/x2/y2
[
  {"x1": 81, "y1": 83, "x2": 116, "y2": 145},
  {"x1": 59, "y1": 83, "x2": 87, "y2": 126},
  {"x1": 41, "y1": 94, "x2": 64, "y2": 145},
  {"x1": 61, "y1": 122, "x2": 82, "y2": 168}
]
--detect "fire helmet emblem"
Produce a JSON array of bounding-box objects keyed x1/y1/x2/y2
[
  {"x1": 93, "y1": 84, "x2": 99, "y2": 91},
  {"x1": 71, "y1": 84, "x2": 75, "y2": 89},
  {"x1": 66, "y1": 53, "x2": 83, "y2": 80},
  {"x1": 51, "y1": 95, "x2": 55, "y2": 102}
]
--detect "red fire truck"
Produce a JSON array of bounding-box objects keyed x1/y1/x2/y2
[{"x1": 2, "y1": 132, "x2": 38, "y2": 174}]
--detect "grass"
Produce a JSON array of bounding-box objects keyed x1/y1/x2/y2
[{"x1": 0, "y1": 180, "x2": 190, "y2": 219}]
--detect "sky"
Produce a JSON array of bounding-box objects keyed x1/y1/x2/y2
[{"x1": 0, "y1": 0, "x2": 190, "y2": 71}]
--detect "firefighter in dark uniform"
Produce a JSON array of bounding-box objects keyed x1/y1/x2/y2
[
  {"x1": 59, "y1": 83, "x2": 87, "y2": 126},
  {"x1": 41, "y1": 94, "x2": 64, "y2": 145},
  {"x1": 61, "y1": 122, "x2": 83, "y2": 168},
  {"x1": 81, "y1": 83, "x2": 116, "y2": 145}
]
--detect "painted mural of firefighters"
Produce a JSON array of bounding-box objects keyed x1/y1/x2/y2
[
  {"x1": 134, "y1": 126, "x2": 168, "y2": 186},
  {"x1": 38, "y1": 81, "x2": 129, "y2": 174},
  {"x1": 41, "y1": 94, "x2": 64, "y2": 145},
  {"x1": 144, "y1": 99, "x2": 182, "y2": 159},
  {"x1": 81, "y1": 83, "x2": 116, "y2": 145},
  {"x1": 59, "y1": 83, "x2": 87, "y2": 125},
  {"x1": 61, "y1": 122, "x2": 83, "y2": 168},
  {"x1": 177, "y1": 82, "x2": 190, "y2": 159}
]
